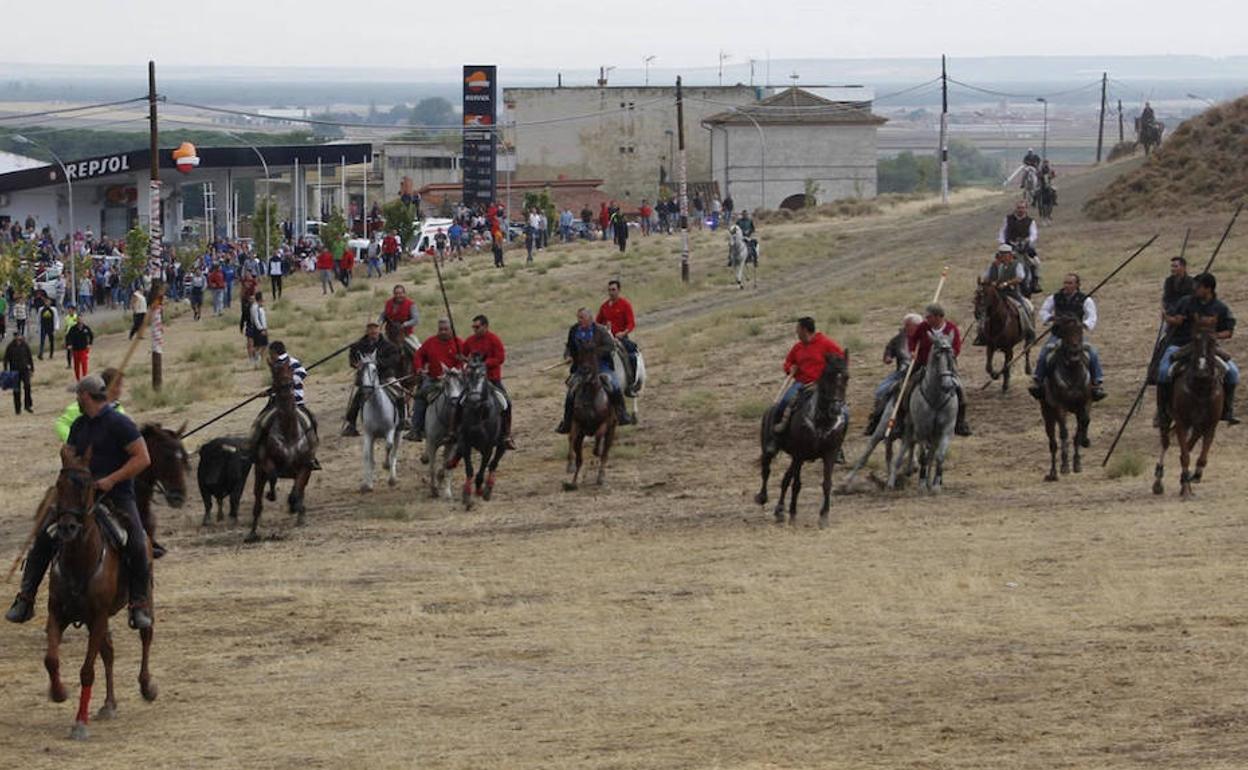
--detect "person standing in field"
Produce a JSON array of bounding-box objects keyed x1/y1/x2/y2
[
  {"x1": 66, "y1": 314, "x2": 93, "y2": 381},
  {"x1": 249, "y1": 292, "x2": 269, "y2": 367},
  {"x1": 316, "y1": 245, "x2": 335, "y2": 295},
  {"x1": 3, "y1": 333, "x2": 34, "y2": 414}
]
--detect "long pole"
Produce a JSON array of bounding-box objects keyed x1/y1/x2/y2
[
  {"x1": 886, "y1": 266, "x2": 950, "y2": 437},
  {"x1": 939, "y1": 55, "x2": 949, "y2": 205},
  {"x1": 340, "y1": 154, "x2": 347, "y2": 219},
  {"x1": 431, "y1": 247, "x2": 459, "y2": 342},
  {"x1": 148, "y1": 60, "x2": 162, "y2": 392},
  {"x1": 677, "y1": 76, "x2": 690, "y2": 284},
  {"x1": 1096, "y1": 72, "x2": 1108, "y2": 163},
  {"x1": 317, "y1": 157, "x2": 323, "y2": 221},
  {"x1": 984, "y1": 234, "x2": 1158, "y2": 386},
  {"x1": 733, "y1": 108, "x2": 766, "y2": 211},
  {"x1": 220, "y1": 129, "x2": 270, "y2": 259},
  {"x1": 1103, "y1": 207, "x2": 1242, "y2": 466},
  {"x1": 1118, "y1": 100, "x2": 1124, "y2": 143},
  {"x1": 362, "y1": 151, "x2": 368, "y2": 238}
]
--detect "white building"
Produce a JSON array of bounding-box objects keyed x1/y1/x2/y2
[{"x1": 702, "y1": 87, "x2": 886, "y2": 211}]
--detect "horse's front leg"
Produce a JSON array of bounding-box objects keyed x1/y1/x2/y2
[
  {"x1": 386, "y1": 431, "x2": 400, "y2": 487},
  {"x1": 595, "y1": 424, "x2": 612, "y2": 486},
  {"x1": 788, "y1": 460, "x2": 804, "y2": 524},
  {"x1": 1002, "y1": 347, "x2": 1012, "y2": 393},
  {"x1": 461, "y1": 447, "x2": 476, "y2": 509},
  {"x1": 248, "y1": 465, "x2": 266, "y2": 541},
  {"x1": 1044, "y1": 412, "x2": 1059, "y2": 482},
  {"x1": 775, "y1": 462, "x2": 795, "y2": 521},
  {"x1": 1153, "y1": 416, "x2": 1171, "y2": 495},
  {"x1": 360, "y1": 435, "x2": 374, "y2": 492},
  {"x1": 819, "y1": 454, "x2": 834, "y2": 529},
  {"x1": 755, "y1": 446, "x2": 773, "y2": 505},
  {"x1": 70, "y1": 618, "x2": 107, "y2": 740},
  {"x1": 1074, "y1": 409, "x2": 1089, "y2": 473},
  {"x1": 138, "y1": 625, "x2": 157, "y2": 702},
  {"x1": 45, "y1": 615, "x2": 68, "y2": 703},
  {"x1": 1177, "y1": 424, "x2": 1194, "y2": 498},
  {"x1": 1059, "y1": 416, "x2": 1070, "y2": 475},
  {"x1": 933, "y1": 431, "x2": 954, "y2": 493},
  {"x1": 985, "y1": 348, "x2": 996, "y2": 381},
  {"x1": 96, "y1": 629, "x2": 117, "y2": 720},
  {"x1": 291, "y1": 468, "x2": 311, "y2": 526}
]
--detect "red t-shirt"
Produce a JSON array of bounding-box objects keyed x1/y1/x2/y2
[
  {"x1": 783, "y1": 332, "x2": 846, "y2": 384},
  {"x1": 383, "y1": 296, "x2": 415, "y2": 333},
  {"x1": 596, "y1": 298, "x2": 636, "y2": 336},
  {"x1": 413, "y1": 335, "x2": 463, "y2": 378},
  {"x1": 382, "y1": 235, "x2": 398, "y2": 255},
  {"x1": 463, "y1": 331, "x2": 505, "y2": 382},
  {"x1": 315, "y1": 250, "x2": 334, "y2": 271},
  {"x1": 908, "y1": 320, "x2": 963, "y2": 366},
  {"x1": 340, "y1": 248, "x2": 355, "y2": 270}
]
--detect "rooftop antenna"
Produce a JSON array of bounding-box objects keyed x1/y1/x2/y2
[
  {"x1": 643, "y1": 55, "x2": 656, "y2": 86},
  {"x1": 749, "y1": 58, "x2": 757, "y2": 87},
  {"x1": 719, "y1": 50, "x2": 732, "y2": 86},
  {"x1": 789, "y1": 71, "x2": 800, "y2": 86}
]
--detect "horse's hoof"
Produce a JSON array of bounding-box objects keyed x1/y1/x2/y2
[
  {"x1": 1044, "y1": 473, "x2": 1057, "y2": 482},
  {"x1": 474, "y1": 485, "x2": 483, "y2": 497},
  {"x1": 244, "y1": 532, "x2": 261, "y2": 543},
  {"x1": 360, "y1": 484, "x2": 373, "y2": 493},
  {"x1": 818, "y1": 515, "x2": 829, "y2": 530},
  {"x1": 565, "y1": 463, "x2": 576, "y2": 475},
  {"x1": 140, "y1": 681, "x2": 158, "y2": 702},
  {"x1": 50, "y1": 683, "x2": 67, "y2": 703},
  {"x1": 1192, "y1": 470, "x2": 1204, "y2": 483},
  {"x1": 1152, "y1": 480, "x2": 1164, "y2": 495},
  {"x1": 266, "y1": 491, "x2": 276, "y2": 502},
  {"x1": 69, "y1": 722, "x2": 89, "y2": 741},
  {"x1": 1073, "y1": 459, "x2": 1082, "y2": 474},
  {"x1": 295, "y1": 512, "x2": 306, "y2": 527},
  {"x1": 96, "y1": 703, "x2": 117, "y2": 720},
  {"x1": 754, "y1": 492, "x2": 767, "y2": 506},
  {"x1": 562, "y1": 482, "x2": 578, "y2": 492},
  {"x1": 483, "y1": 485, "x2": 494, "y2": 501},
  {"x1": 388, "y1": 477, "x2": 397, "y2": 488},
  {"x1": 200, "y1": 518, "x2": 210, "y2": 528},
  {"x1": 1060, "y1": 464, "x2": 1069, "y2": 475}
]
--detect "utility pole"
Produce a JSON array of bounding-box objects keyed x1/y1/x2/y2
[
  {"x1": 148, "y1": 60, "x2": 162, "y2": 391},
  {"x1": 939, "y1": 54, "x2": 949, "y2": 204},
  {"x1": 1118, "y1": 99, "x2": 1124, "y2": 143},
  {"x1": 676, "y1": 76, "x2": 689, "y2": 284},
  {"x1": 1096, "y1": 72, "x2": 1108, "y2": 163}
]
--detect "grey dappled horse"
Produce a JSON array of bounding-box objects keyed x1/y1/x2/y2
[
  {"x1": 357, "y1": 351, "x2": 402, "y2": 491},
  {"x1": 889, "y1": 333, "x2": 959, "y2": 493},
  {"x1": 420, "y1": 368, "x2": 465, "y2": 499},
  {"x1": 845, "y1": 390, "x2": 904, "y2": 486},
  {"x1": 610, "y1": 338, "x2": 645, "y2": 424}
]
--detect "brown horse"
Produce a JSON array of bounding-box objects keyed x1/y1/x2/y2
[
  {"x1": 975, "y1": 280, "x2": 1031, "y2": 392},
  {"x1": 1154, "y1": 322, "x2": 1223, "y2": 498},
  {"x1": 1039, "y1": 316, "x2": 1092, "y2": 481},
  {"x1": 563, "y1": 347, "x2": 618, "y2": 490},
  {"x1": 44, "y1": 449, "x2": 157, "y2": 740},
  {"x1": 250, "y1": 363, "x2": 318, "y2": 540},
  {"x1": 755, "y1": 354, "x2": 849, "y2": 528},
  {"x1": 134, "y1": 423, "x2": 190, "y2": 555}
]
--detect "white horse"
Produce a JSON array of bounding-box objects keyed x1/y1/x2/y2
[
  {"x1": 844, "y1": 390, "x2": 905, "y2": 486},
  {"x1": 420, "y1": 368, "x2": 465, "y2": 499},
  {"x1": 888, "y1": 333, "x2": 959, "y2": 493},
  {"x1": 727, "y1": 225, "x2": 748, "y2": 288},
  {"x1": 611, "y1": 338, "x2": 646, "y2": 425},
  {"x1": 358, "y1": 351, "x2": 402, "y2": 491}
]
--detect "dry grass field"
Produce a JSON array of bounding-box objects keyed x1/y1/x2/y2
[{"x1": 3, "y1": 158, "x2": 1248, "y2": 769}]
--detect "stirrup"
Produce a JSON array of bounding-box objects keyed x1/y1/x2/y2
[
  {"x1": 5, "y1": 593, "x2": 35, "y2": 624},
  {"x1": 128, "y1": 602, "x2": 153, "y2": 630}
]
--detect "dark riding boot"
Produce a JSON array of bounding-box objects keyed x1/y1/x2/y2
[
  {"x1": 120, "y1": 503, "x2": 153, "y2": 630},
  {"x1": 954, "y1": 390, "x2": 973, "y2": 437},
  {"x1": 972, "y1": 320, "x2": 986, "y2": 347},
  {"x1": 340, "y1": 390, "x2": 362, "y2": 437},
  {"x1": 5, "y1": 529, "x2": 55, "y2": 623},
  {"x1": 407, "y1": 397, "x2": 427, "y2": 441},
  {"x1": 772, "y1": 403, "x2": 792, "y2": 435},
  {"x1": 502, "y1": 406, "x2": 516, "y2": 450},
  {"x1": 1028, "y1": 379, "x2": 1044, "y2": 400},
  {"x1": 556, "y1": 391, "x2": 573, "y2": 434},
  {"x1": 1091, "y1": 382, "x2": 1107, "y2": 402},
  {"x1": 1223, "y1": 383, "x2": 1240, "y2": 425},
  {"x1": 1154, "y1": 383, "x2": 1172, "y2": 427},
  {"x1": 614, "y1": 392, "x2": 633, "y2": 425}
]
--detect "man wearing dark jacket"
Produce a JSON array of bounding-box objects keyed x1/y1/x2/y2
[
  {"x1": 556, "y1": 308, "x2": 631, "y2": 433},
  {"x1": 3, "y1": 333, "x2": 34, "y2": 414},
  {"x1": 66, "y1": 316, "x2": 94, "y2": 381},
  {"x1": 341, "y1": 321, "x2": 405, "y2": 437}
]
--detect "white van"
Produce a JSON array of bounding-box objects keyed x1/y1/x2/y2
[{"x1": 408, "y1": 218, "x2": 455, "y2": 255}]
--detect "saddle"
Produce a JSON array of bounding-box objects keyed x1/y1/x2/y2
[{"x1": 1168, "y1": 343, "x2": 1230, "y2": 382}]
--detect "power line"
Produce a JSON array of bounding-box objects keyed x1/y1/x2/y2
[
  {"x1": 0, "y1": 96, "x2": 149, "y2": 123},
  {"x1": 947, "y1": 77, "x2": 1102, "y2": 100}
]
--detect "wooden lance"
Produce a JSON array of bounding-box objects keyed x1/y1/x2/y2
[{"x1": 886, "y1": 265, "x2": 950, "y2": 438}]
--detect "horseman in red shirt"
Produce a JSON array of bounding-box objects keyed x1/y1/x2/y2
[
  {"x1": 596, "y1": 279, "x2": 642, "y2": 396},
  {"x1": 771, "y1": 317, "x2": 846, "y2": 439},
  {"x1": 381, "y1": 284, "x2": 420, "y2": 355},
  {"x1": 461, "y1": 314, "x2": 515, "y2": 449},
  {"x1": 907, "y1": 303, "x2": 973, "y2": 436},
  {"x1": 407, "y1": 317, "x2": 463, "y2": 441}
]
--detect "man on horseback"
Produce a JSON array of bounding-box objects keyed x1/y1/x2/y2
[
  {"x1": 998, "y1": 201, "x2": 1041, "y2": 293},
  {"x1": 863, "y1": 313, "x2": 922, "y2": 435},
  {"x1": 596, "y1": 279, "x2": 640, "y2": 394},
  {"x1": 737, "y1": 210, "x2": 757, "y2": 262},
  {"x1": 976, "y1": 244, "x2": 1036, "y2": 344},
  {"x1": 768, "y1": 317, "x2": 846, "y2": 449},
  {"x1": 1164, "y1": 255, "x2": 1194, "y2": 314},
  {"x1": 908, "y1": 304, "x2": 973, "y2": 437},
  {"x1": 381, "y1": 284, "x2": 420, "y2": 355},
  {"x1": 1023, "y1": 148, "x2": 1041, "y2": 169},
  {"x1": 1158, "y1": 273, "x2": 1239, "y2": 425},
  {"x1": 7, "y1": 374, "x2": 154, "y2": 629},
  {"x1": 1141, "y1": 102, "x2": 1156, "y2": 134},
  {"x1": 461, "y1": 315, "x2": 515, "y2": 449},
  {"x1": 1029, "y1": 273, "x2": 1106, "y2": 402},
  {"x1": 558, "y1": 308, "x2": 632, "y2": 434},
  {"x1": 408, "y1": 317, "x2": 462, "y2": 442},
  {"x1": 341, "y1": 321, "x2": 405, "y2": 437},
  {"x1": 250, "y1": 341, "x2": 318, "y2": 451}
]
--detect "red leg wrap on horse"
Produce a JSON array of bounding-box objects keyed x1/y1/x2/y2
[{"x1": 76, "y1": 685, "x2": 92, "y2": 724}]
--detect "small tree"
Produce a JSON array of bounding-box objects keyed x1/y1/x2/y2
[
  {"x1": 381, "y1": 198, "x2": 418, "y2": 247},
  {"x1": 123, "y1": 227, "x2": 150, "y2": 285},
  {"x1": 521, "y1": 189, "x2": 556, "y2": 226},
  {"x1": 321, "y1": 207, "x2": 349, "y2": 256},
  {"x1": 803, "y1": 178, "x2": 822, "y2": 208},
  {"x1": 253, "y1": 197, "x2": 283, "y2": 261}
]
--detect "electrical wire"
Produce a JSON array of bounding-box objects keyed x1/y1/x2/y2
[
  {"x1": 948, "y1": 78, "x2": 1102, "y2": 100},
  {"x1": 0, "y1": 97, "x2": 148, "y2": 123}
]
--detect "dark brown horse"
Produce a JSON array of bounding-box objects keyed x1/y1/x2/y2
[
  {"x1": 755, "y1": 354, "x2": 849, "y2": 528},
  {"x1": 563, "y1": 347, "x2": 618, "y2": 491},
  {"x1": 975, "y1": 280, "x2": 1030, "y2": 392},
  {"x1": 250, "y1": 363, "x2": 318, "y2": 540},
  {"x1": 44, "y1": 449, "x2": 157, "y2": 740},
  {"x1": 1154, "y1": 322, "x2": 1223, "y2": 498},
  {"x1": 451, "y1": 356, "x2": 507, "y2": 509},
  {"x1": 134, "y1": 423, "x2": 190, "y2": 554},
  {"x1": 1039, "y1": 316, "x2": 1092, "y2": 481}
]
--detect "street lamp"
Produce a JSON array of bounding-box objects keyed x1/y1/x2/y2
[
  {"x1": 219, "y1": 129, "x2": 271, "y2": 262},
  {"x1": 974, "y1": 110, "x2": 1012, "y2": 176},
  {"x1": 718, "y1": 50, "x2": 732, "y2": 86},
  {"x1": 14, "y1": 133, "x2": 75, "y2": 307},
  {"x1": 1035, "y1": 98, "x2": 1048, "y2": 160},
  {"x1": 643, "y1": 55, "x2": 656, "y2": 87},
  {"x1": 726, "y1": 108, "x2": 766, "y2": 210}
]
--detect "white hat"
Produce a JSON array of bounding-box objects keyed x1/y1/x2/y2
[{"x1": 997, "y1": 243, "x2": 1014, "y2": 254}]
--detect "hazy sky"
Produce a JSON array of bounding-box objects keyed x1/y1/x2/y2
[{"x1": 8, "y1": 0, "x2": 1246, "y2": 69}]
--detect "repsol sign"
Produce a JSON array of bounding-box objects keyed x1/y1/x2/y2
[{"x1": 64, "y1": 154, "x2": 133, "y2": 181}]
